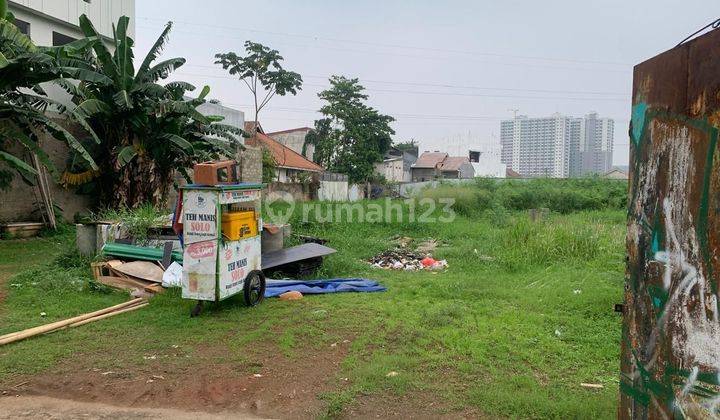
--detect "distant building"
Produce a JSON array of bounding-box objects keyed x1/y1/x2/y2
[
  {"x1": 8, "y1": 0, "x2": 135, "y2": 47},
  {"x1": 411, "y1": 152, "x2": 447, "y2": 182},
  {"x1": 195, "y1": 101, "x2": 244, "y2": 131},
  {"x1": 266, "y1": 127, "x2": 315, "y2": 162},
  {"x1": 602, "y1": 169, "x2": 628, "y2": 180},
  {"x1": 501, "y1": 112, "x2": 614, "y2": 178},
  {"x1": 410, "y1": 152, "x2": 474, "y2": 181},
  {"x1": 245, "y1": 123, "x2": 323, "y2": 182},
  {"x1": 468, "y1": 148, "x2": 506, "y2": 178},
  {"x1": 439, "y1": 157, "x2": 475, "y2": 179},
  {"x1": 580, "y1": 113, "x2": 614, "y2": 176},
  {"x1": 506, "y1": 168, "x2": 522, "y2": 178},
  {"x1": 374, "y1": 147, "x2": 417, "y2": 183}
]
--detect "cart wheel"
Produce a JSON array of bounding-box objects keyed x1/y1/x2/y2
[
  {"x1": 243, "y1": 270, "x2": 266, "y2": 307},
  {"x1": 190, "y1": 301, "x2": 204, "y2": 317}
]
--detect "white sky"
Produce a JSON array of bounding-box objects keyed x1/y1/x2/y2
[{"x1": 134, "y1": 0, "x2": 719, "y2": 166}]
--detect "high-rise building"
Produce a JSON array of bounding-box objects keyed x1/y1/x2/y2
[
  {"x1": 501, "y1": 112, "x2": 614, "y2": 178},
  {"x1": 8, "y1": 1, "x2": 135, "y2": 47}
]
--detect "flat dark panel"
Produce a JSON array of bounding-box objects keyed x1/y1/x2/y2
[
  {"x1": 14, "y1": 19, "x2": 30, "y2": 36},
  {"x1": 52, "y1": 31, "x2": 76, "y2": 46},
  {"x1": 261, "y1": 243, "x2": 336, "y2": 270}
]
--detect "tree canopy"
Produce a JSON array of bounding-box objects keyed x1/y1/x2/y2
[
  {"x1": 59, "y1": 15, "x2": 244, "y2": 207},
  {"x1": 215, "y1": 41, "x2": 302, "y2": 127},
  {"x1": 307, "y1": 76, "x2": 395, "y2": 184}
]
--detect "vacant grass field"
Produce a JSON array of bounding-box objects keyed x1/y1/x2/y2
[{"x1": 0, "y1": 194, "x2": 626, "y2": 418}]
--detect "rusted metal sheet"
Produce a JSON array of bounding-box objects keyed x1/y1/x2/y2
[{"x1": 621, "y1": 28, "x2": 720, "y2": 418}]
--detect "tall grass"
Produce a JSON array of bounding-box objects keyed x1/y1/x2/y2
[{"x1": 419, "y1": 177, "x2": 627, "y2": 217}]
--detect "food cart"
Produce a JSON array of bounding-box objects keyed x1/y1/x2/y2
[{"x1": 179, "y1": 183, "x2": 265, "y2": 316}]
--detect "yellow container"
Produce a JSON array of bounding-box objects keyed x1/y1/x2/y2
[{"x1": 221, "y1": 210, "x2": 258, "y2": 240}]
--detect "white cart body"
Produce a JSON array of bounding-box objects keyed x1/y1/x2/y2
[{"x1": 180, "y1": 184, "x2": 263, "y2": 302}]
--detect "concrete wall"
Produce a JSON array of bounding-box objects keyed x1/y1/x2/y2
[
  {"x1": 318, "y1": 181, "x2": 349, "y2": 201},
  {"x1": 0, "y1": 120, "x2": 94, "y2": 222},
  {"x1": 196, "y1": 101, "x2": 245, "y2": 135},
  {"x1": 374, "y1": 159, "x2": 407, "y2": 183},
  {"x1": 8, "y1": 0, "x2": 135, "y2": 46},
  {"x1": 269, "y1": 129, "x2": 315, "y2": 162},
  {"x1": 265, "y1": 182, "x2": 310, "y2": 202},
  {"x1": 458, "y1": 162, "x2": 475, "y2": 179},
  {"x1": 411, "y1": 167, "x2": 437, "y2": 182},
  {"x1": 239, "y1": 146, "x2": 262, "y2": 184}
]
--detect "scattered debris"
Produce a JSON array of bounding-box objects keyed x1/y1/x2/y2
[
  {"x1": 252, "y1": 374, "x2": 263, "y2": 378},
  {"x1": 573, "y1": 289, "x2": 582, "y2": 294},
  {"x1": 161, "y1": 261, "x2": 183, "y2": 288},
  {"x1": 554, "y1": 329, "x2": 562, "y2": 337},
  {"x1": 386, "y1": 371, "x2": 399, "y2": 377},
  {"x1": 580, "y1": 383, "x2": 604, "y2": 389},
  {"x1": 40, "y1": 312, "x2": 46, "y2": 317},
  {"x1": 369, "y1": 249, "x2": 448, "y2": 271}
]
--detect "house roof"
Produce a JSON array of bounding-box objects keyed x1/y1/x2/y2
[
  {"x1": 506, "y1": 168, "x2": 522, "y2": 178},
  {"x1": 267, "y1": 127, "x2": 312, "y2": 136},
  {"x1": 439, "y1": 156, "x2": 470, "y2": 172},
  {"x1": 244, "y1": 122, "x2": 323, "y2": 172},
  {"x1": 413, "y1": 152, "x2": 448, "y2": 168},
  {"x1": 602, "y1": 169, "x2": 628, "y2": 179}
]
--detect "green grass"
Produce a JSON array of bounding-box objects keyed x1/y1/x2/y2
[{"x1": 0, "y1": 198, "x2": 625, "y2": 418}]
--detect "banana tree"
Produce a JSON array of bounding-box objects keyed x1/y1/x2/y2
[
  {"x1": 0, "y1": 10, "x2": 105, "y2": 190},
  {"x1": 66, "y1": 15, "x2": 244, "y2": 208}
]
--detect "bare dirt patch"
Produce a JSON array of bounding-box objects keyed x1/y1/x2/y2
[
  {"x1": 344, "y1": 393, "x2": 484, "y2": 419},
  {"x1": 0, "y1": 395, "x2": 264, "y2": 419},
  {"x1": 0, "y1": 340, "x2": 350, "y2": 419}
]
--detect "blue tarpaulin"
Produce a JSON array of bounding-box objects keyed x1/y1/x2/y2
[{"x1": 264, "y1": 278, "x2": 386, "y2": 298}]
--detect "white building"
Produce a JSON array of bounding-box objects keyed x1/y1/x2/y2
[
  {"x1": 501, "y1": 113, "x2": 614, "y2": 178},
  {"x1": 579, "y1": 112, "x2": 614, "y2": 176},
  {"x1": 8, "y1": 0, "x2": 135, "y2": 46},
  {"x1": 468, "y1": 147, "x2": 506, "y2": 178}
]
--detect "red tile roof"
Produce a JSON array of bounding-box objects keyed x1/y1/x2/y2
[
  {"x1": 506, "y1": 168, "x2": 522, "y2": 178},
  {"x1": 413, "y1": 152, "x2": 448, "y2": 169},
  {"x1": 244, "y1": 122, "x2": 323, "y2": 172},
  {"x1": 439, "y1": 156, "x2": 470, "y2": 172}
]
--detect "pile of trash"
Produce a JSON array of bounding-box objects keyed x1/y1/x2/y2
[{"x1": 369, "y1": 248, "x2": 448, "y2": 271}]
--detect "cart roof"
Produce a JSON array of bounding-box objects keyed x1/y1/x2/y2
[{"x1": 180, "y1": 183, "x2": 265, "y2": 191}]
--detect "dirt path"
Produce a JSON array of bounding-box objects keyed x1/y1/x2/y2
[
  {"x1": 1, "y1": 342, "x2": 350, "y2": 419},
  {"x1": 0, "y1": 395, "x2": 265, "y2": 419}
]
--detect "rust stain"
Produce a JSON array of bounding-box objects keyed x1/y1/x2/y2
[{"x1": 690, "y1": 91, "x2": 707, "y2": 117}]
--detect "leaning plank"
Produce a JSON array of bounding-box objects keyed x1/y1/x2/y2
[{"x1": 0, "y1": 299, "x2": 143, "y2": 345}]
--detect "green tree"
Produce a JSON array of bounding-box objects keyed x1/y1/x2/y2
[
  {"x1": 63, "y1": 15, "x2": 243, "y2": 208},
  {"x1": 0, "y1": 7, "x2": 104, "y2": 190},
  {"x1": 393, "y1": 139, "x2": 418, "y2": 156},
  {"x1": 215, "y1": 42, "x2": 302, "y2": 129},
  {"x1": 307, "y1": 76, "x2": 395, "y2": 184}
]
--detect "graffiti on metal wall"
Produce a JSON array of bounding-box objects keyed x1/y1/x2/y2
[{"x1": 622, "y1": 95, "x2": 720, "y2": 417}]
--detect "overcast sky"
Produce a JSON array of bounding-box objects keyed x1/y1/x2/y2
[{"x1": 135, "y1": 0, "x2": 717, "y2": 166}]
